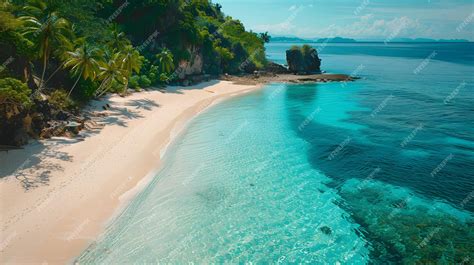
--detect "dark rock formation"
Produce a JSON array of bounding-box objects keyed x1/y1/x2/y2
[
  {"x1": 241, "y1": 60, "x2": 257, "y2": 74},
  {"x1": 176, "y1": 74, "x2": 212, "y2": 86},
  {"x1": 264, "y1": 62, "x2": 290, "y2": 74},
  {"x1": 0, "y1": 103, "x2": 29, "y2": 146},
  {"x1": 0, "y1": 96, "x2": 85, "y2": 146},
  {"x1": 286, "y1": 46, "x2": 321, "y2": 74}
]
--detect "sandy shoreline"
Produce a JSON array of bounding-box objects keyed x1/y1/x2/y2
[{"x1": 0, "y1": 80, "x2": 261, "y2": 264}]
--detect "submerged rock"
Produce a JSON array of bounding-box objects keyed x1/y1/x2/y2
[
  {"x1": 339, "y1": 179, "x2": 474, "y2": 264},
  {"x1": 319, "y1": 226, "x2": 332, "y2": 235}
]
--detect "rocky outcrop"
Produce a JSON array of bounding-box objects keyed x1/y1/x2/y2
[
  {"x1": 286, "y1": 46, "x2": 321, "y2": 74},
  {"x1": 0, "y1": 97, "x2": 85, "y2": 146},
  {"x1": 178, "y1": 74, "x2": 211, "y2": 86},
  {"x1": 0, "y1": 114, "x2": 29, "y2": 146},
  {"x1": 264, "y1": 62, "x2": 290, "y2": 74},
  {"x1": 176, "y1": 46, "x2": 203, "y2": 80}
]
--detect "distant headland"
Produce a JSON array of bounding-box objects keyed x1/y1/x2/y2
[
  {"x1": 270, "y1": 36, "x2": 470, "y2": 43},
  {"x1": 271, "y1": 37, "x2": 357, "y2": 43}
]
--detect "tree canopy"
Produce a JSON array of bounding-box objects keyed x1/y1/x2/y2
[{"x1": 0, "y1": 0, "x2": 269, "y2": 146}]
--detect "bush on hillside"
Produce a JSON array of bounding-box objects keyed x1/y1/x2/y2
[
  {"x1": 0, "y1": 77, "x2": 32, "y2": 114},
  {"x1": 47, "y1": 90, "x2": 75, "y2": 111}
]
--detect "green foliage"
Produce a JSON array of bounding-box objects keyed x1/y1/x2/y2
[
  {"x1": 159, "y1": 73, "x2": 171, "y2": 84},
  {"x1": 20, "y1": 0, "x2": 74, "y2": 88},
  {"x1": 138, "y1": 75, "x2": 151, "y2": 88},
  {"x1": 0, "y1": 77, "x2": 32, "y2": 109},
  {"x1": 137, "y1": 59, "x2": 168, "y2": 86},
  {"x1": 47, "y1": 89, "x2": 74, "y2": 110},
  {"x1": 290, "y1": 45, "x2": 300, "y2": 51},
  {"x1": 75, "y1": 78, "x2": 99, "y2": 101},
  {"x1": 129, "y1": 75, "x2": 140, "y2": 89},
  {"x1": 107, "y1": 78, "x2": 125, "y2": 93},
  {"x1": 0, "y1": 4, "x2": 22, "y2": 32},
  {"x1": 0, "y1": 0, "x2": 269, "y2": 145},
  {"x1": 95, "y1": 53, "x2": 126, "y2": 97},
  {"x1": 4, "y1": 0, "x2": 267, "y2": 97},
  {"x1": 260, "y1": 32, "x2": 271, "y2": 43},
  {"x1": 0, "y1": 31, "x2": 35, "y2": 58},
  {"x1": 214, "y1": 18, "x2": 267, "y2": 72},
  {"x1": 302, "y1": 44, "x2": 313, "y2": 56},
  {"x1": 291, "y1": 45, "x2": 314, "y2": 56},
  {"x1": 119, "y1": 45, "x2": 143, "y2": 92},
  {"x1": 120, "y1": 45, "x2": 143, "y2": 76},
  {"x1": 155, "y1": 48, "x2": 175, "y2": 74},
  {"x1": 0, "y1": 2, "x2": 34, "y2": 58},
  {"x1": 213, "y1": 45, "x2": 233, "y2": 72},
  {"x1": 93, "y1": 0, "x2": 267, "y2": 75},
  {"x1": 106, "y1": 24, "x2": 130, "y2": 52},
  {"x1": 63, "y1": 40, "x2": 102, "y2": 96},
  {"x1": 64, "y1": 40, "x2": 100, "y2": 80},
  {"x1": 147, "y1": 65, "x2": 159, "y2": 83},
  {"x1": 0, "y1": 77, "x2": 32, "y2": 146}
]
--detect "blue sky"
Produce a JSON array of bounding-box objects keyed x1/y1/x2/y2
[{"x1": 216, "y1": 0, "x2": 474, "y2": 40}]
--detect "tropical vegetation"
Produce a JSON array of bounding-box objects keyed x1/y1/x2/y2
[{"x1": 0, "y1": 0, "x2": 269, "y2": 146}]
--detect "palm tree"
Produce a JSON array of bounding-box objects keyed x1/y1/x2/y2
[
  {"x1": 119, "y1": 45, "x2": 143, "y2": 92},
  {"x1": 95, "y1": 53, "x2": 126, "y2": 97},
  {"x1": 107, "y1": 24, "x2": 129, "y2": 52},
  {"x1": 63, "y1": 40, "x2": 101, "y2": 96},
  {"x1": 21, "y1": 0, "x2": 72, "y2": 89},
  {"x1": 43, "y1": 34, "x2": 75, "y2": 85},
  {"x1": 155, "y1": 48, "x2": 174, "y2": 74},
  {"x1": 260, "y1": 32, "x2": 271, "y2": 43}
]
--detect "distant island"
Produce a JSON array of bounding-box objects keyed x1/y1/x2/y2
[
  {"x1": 388, "y1": 38, "x2": 469, "y2": 43},
  {"x1": 271, "y1": 36, "x2": 470, "y2": 43},
  {"x1": 270, "y1": 37, "x2": 314, "y2": 43},
  {"x1": 271, "y1": 36, "x2": 356, "y2": 43}
]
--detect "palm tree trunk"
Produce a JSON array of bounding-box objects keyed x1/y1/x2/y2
[
  {"x1": 95, "y1": 77, "x2": 111, "y2": 98},
  {"x1": 68, "y1": 68, "x2": 84, "y2": 97},
  {"x1": 123, "y1": 70, "x2": 131, "y2": 94},
  {"x1": 39, "y1": 40, "x2": 49, "y2": 89},
  {"x1": 123, "y1": 79, "x2": 129, "y2": 94},
  {"x1": 44, "y1": 61, "x2": 66, "y2": 85},
  {"x1": 96, "y1": 78, "x2": 107, "y2": 93},
  {"x1": 23, "y1": 66, "x2": 28, "y2": 82},
  {"x1": 40, "y1": 55, "x2": 47, "y2": 89}
]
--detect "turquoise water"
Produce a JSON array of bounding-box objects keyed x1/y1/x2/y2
[{"x1": 78, "y1": 43, "x2": 474, "y2": 263}]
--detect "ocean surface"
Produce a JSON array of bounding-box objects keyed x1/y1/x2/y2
[{"x1": 78, "y1": 43, "x2": 474, "y2": 263}]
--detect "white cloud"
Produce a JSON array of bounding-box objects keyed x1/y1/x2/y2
[
  {"x1": 360, "y1": 14, "x2": 373, "y2": 21},
  {"x1": 256, "y1": 4, "x2": 318, "y2": 35},
  {"x1": 252, "y1": 4, "x2": 471, "y2": 40},
  {"x1": 313, "y1": 15, "x2": 430, "y2": 39},
  {"x1": 368, "y1": 4, "x2": 474, "y2": 22},
  {"x1": 254, "y1": 21, "x2": 295, "y2": 34},
  {"x1": 256, "y1": 15, "x2": 429, "y2": 39}
]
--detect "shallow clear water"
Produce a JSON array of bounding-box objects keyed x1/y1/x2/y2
[{"x1": 78, "y1": 43, "x2": 474, "y2": 263}]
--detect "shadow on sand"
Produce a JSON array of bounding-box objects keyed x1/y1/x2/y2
[
  {"x1": 0, "y1": 80, "x2": 221, "y2": 190},
  {"x1": 162, "y1": 80, "x2": 221, "y2": 94},
  {"x1": 0, "y1": 139, "x2": 76, "y2": 190}
]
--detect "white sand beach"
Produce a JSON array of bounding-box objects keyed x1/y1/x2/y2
[{"x1": 0, "y1": 81, "x2": 261, "y2": 264}]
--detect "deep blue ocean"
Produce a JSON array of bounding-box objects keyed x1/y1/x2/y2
[{"x1": 78, "y1": 43, "x2": 474, "y2": 263}]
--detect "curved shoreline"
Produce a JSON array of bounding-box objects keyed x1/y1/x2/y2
[{"x1": 0, "y1": 81, "x2": 262, "y2": 264}]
